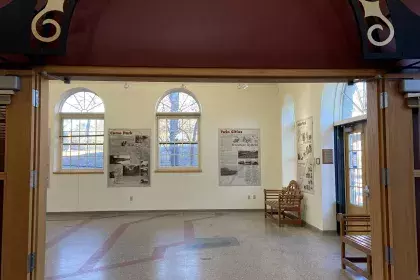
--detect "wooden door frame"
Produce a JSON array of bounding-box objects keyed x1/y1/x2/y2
[
  {"x1": 0, "y1": 66, "x2": 391, "y2": 280},
  {"x1": 366, "y1": 80, "x2": 389, "y2": 280},
  {"x1": 37, "y1": 66, "x2": 381, "y2": 82}
]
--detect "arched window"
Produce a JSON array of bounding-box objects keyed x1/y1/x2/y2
[
  {"x1": 340, "y1": 82, "x2": 367, "y2": 120},
  {"x1": 156, "y1": 89, "x2": 201, "y2": 171},
  {"x1": 58, "y1": 90, "x2": 105, "y2": 171}
]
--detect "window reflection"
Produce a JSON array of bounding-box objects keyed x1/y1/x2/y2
[{"x1": 348, "y1": 132, "x2": 364, "y2": 206}]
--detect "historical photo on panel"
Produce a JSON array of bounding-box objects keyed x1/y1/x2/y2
[
  {"x1": 108, "y1": 129, "x2": 151, "y2": 187},
  {"x1": 219, "y1": 129, "x2": 261, "y2": 186},
  {"x1": 296, "y1": 117, "x2": 314, "y2": 194}
]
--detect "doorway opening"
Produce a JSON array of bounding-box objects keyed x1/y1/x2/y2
[
  {"x1": 38, "y1": 78, "x2": 376, "y2": 280},
  {"x1": 0, "y1": 69, "x2": 393, "y2": 280}
]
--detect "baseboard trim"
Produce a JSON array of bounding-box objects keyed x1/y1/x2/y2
[
  {"x1": 47, "y1": 209, "x2": 265, "y2": 215},
  {"x1": 303, "y1": 221, "x2": 338, "y2": 236}
]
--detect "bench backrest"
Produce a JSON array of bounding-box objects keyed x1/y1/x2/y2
[
  {"x1": 264, "y1": 189, "x2": 281, "y2": 201},
  {"x1": 337, "y1": 214, "x2": 371, "y2": 235},
  {"x1": 283, "y1": 180, "x2": 301, "y2": 196},
  {"x1": 264, "y1": 180, "x2": 303, "y2": 204},
  {"x1": 280, "y1": 180, "x2": 303, "y2": 206}
]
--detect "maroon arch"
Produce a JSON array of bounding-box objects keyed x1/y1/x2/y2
[{"x1": 44, "y1": 0, "x2": 375, "y2": 69}]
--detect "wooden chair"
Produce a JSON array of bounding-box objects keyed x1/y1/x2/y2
[
  {"x1": 264, "y1": 180, "x2": 304, "y2": 226},
  {"x1": 337, "y1": 213, "x2": 372, "y2": 279}
]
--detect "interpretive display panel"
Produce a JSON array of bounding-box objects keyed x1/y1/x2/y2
[
  {"x1": 219, "y1": 129, "x2": 261, "y2": 186},
  {"x1": 108, "y1": 129, "x2": 151, "y2": 187}
]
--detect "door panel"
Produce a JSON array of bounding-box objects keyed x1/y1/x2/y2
[
  {"x1": 385, "y1": 81, "x2": 417, "y2": 280},
  {"x1": 345, "y1": 122, "x2": 369, "y2": 216},
  {"x1": 366, "y1": 80, "x2": 388, "y2": 280},
  {"x1": 412, "y1": 108, "x2": 420, "y2": 276},
  {"x1": 1, "y1": 75, "x2": 38, "y2": 280}
]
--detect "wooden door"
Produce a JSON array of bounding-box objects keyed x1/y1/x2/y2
[
  {"x1": 383, "y1": 80, "x2": 418, "y2": 280},
  {"x1": 344, "y1": 122, "x2": 369, "y2": 216},
  {"x1": 0, "y1": 71, "x2": 48, "y2": 280},
  {"x1": 1, "y1": 72, "x2": 38, "y2": 280}
]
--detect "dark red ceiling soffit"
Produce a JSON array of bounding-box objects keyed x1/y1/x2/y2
[{"x1": 1, "y1": 0, "x2": 418, "y2": 69}]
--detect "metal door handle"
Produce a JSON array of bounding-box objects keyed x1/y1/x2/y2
[{"x1": 363, "y1": 185, "x2": 370, "y2": 198}]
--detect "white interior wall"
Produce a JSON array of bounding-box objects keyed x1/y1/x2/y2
[
  {"x1": 320, "y1": 84, "x2": 339, "y2": 231},
  {"x1": 281, "y1": 95, "x2": 297, "y2": 186},
  {"x1": 47, "y1": 81, "x2": 283, "y2": 212},
  {"x1": 277, "y1": 83, "x2": 337, "y2": 231},
  {"x1": 47, "y1": 80, "x2": 338, "y2": 232}
]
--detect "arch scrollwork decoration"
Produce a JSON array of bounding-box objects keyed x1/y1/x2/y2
[
  {"x1": 358, "y1": 0, "x2": 395, "y2": 47},
  {"x1": 31, "y1": 0, "x2": 65, "y2": 43}
]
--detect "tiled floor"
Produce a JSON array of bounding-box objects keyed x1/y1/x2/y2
[{"x1": 45, "y1": 212, "x2": 366, "y2": 280}]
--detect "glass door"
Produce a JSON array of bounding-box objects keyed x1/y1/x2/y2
[{"x1": 344, "y1": 122, "x2": 369, "y2": 215}]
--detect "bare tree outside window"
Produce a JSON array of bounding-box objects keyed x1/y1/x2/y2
[
  {"x1": 341, "y1": 82, "x2": 367, "y2": 120},
  {"x1": 59, "y1": 91, "x2": 105, "y2": 170},
  {"x1": 156, "y1": 90, "x2": 200, "y2": 170}
]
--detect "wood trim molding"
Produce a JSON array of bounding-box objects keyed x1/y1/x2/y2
[
  {"x1": 53, "y1": 170, "x2": 104, "y2": 175},
  {"x1": 386, "y1": 73, "x2": 420, "y2": 80},
  {"x1": 39, "y1": 66, "x2": 382, "y2": 81},
  {"x1": 155, "y1": 169, "x2": 202, "y2": 173},
  {"x1": 0, "y1": 70, "x2": 34, "y2": 77}
]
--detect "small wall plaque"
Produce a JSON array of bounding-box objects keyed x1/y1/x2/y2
[{"x1": 322, "y1": 149, "x2": 334, "y2": 164}]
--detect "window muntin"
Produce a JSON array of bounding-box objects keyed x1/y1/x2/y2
[
  {"x1": 157, "y1": 91, "x2": 199, "y2": 113},
  {"x1": 61, "y1": 118, "x2": 104, "y2": 169},
  {"x1": 341, "y1": 83, "x2": 367, "y2": 120},
  {"x1": 347, "y1": 132, "x2": 364, "y2": 206},
  {"x1": 156, "y1": 90, "x2": 200, "y2": 170},
  {"x1": 59, "y1": 91, "x2": 104, "y2": 171}
]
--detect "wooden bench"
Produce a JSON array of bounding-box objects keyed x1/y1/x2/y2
[
  {"x1": 337, "y1": 214, "x2": 372, "y2": 279},
  {"x1": 264, "y1": 180, "x2": 304, "y2": 226}
]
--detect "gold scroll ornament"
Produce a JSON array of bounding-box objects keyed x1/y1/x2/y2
[
  {"x1": 359, "y1": 0, "x2": 395, "y2": 47},
  {"x1": 31, "y1": 0, "x2": 65, "y2": 43}
]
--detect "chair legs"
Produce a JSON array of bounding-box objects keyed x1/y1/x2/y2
[
  {"x1": 264, "y1": 204, "x2": 267, "y2": 218},
  {"x1": 367, "y1": 255, "x2": 372, "y2": 276},
  {"x1": 341, "y1": 242, "x2": 346, "y2": 269}
]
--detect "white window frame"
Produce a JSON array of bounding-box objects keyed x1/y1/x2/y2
[
  {"x1": 155, "y1": 89, "x2": 201, "y2": 173},
  {"x1": 55, "y1": 90, "x2": 105, "y2": 174},
  {"x1": 340, "y1": 83, "x2": 367, "y2": 120}
]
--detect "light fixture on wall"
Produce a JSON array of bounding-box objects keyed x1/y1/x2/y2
[
  {"x1": 181, "y1": 84, "x2": 187, "y2": 89},
  {"x1": 237, "y1": 83, "x2": 249, "y2": 90},
  {"x1": 124, "y1": 82, "x2": 130, "y2": 90}
]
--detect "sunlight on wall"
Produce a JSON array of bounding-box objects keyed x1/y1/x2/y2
[
  {"x1": 47, "y1": 81, "x2": 282, "y2": 212},
  {"x1": 320, "y1": 84, "x2": 338, "y2": 231},
  {"x1": 281, "y1": 95, "x2": 297, "y2": 186}
]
